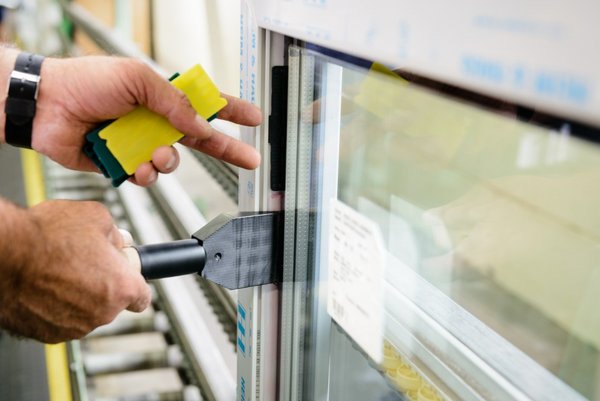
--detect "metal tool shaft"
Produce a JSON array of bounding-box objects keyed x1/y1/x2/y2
[{"x1": 132, "y1": 212, "x2": 281, "y2": 289}]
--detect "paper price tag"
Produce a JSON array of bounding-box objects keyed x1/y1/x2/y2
[{"x1": 327, "y1": 199, "x2": 385, "y2": 363}]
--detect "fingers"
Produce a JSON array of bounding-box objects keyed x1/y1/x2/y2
[
  {"x1": 217, "y1": 93, "x2": 263, "y2": 126},
  {"x1": 118, "y1": 246, "x2": 151, "y2": 313},
  {"x1": 193, "y1": 95, "x2": 262, "y2": 168},
  {"x1": 133, "y1": 63, "x2": 200, "y2": 137},
  {"x1": 179, "y1": 117, "x2": 261, "y2": 169},
  {"x1": 119, "y1": 229, "x2": 134, "y2": 247},
  {"x1": 107, "y1": 225, "x2": 125, "y2": 248},
  {"x1": 117, "y1": 229, "x2": 140, "y2": 273},
  {"x1": 113, "y1": 245, "x2": 150, "y2": 313},
  {"x1": 152, "y1": 146, "x2": 179, "y2": 173},
  {"x1": 129, "y1": 63, "x2": 262, "y2": 169},
  {"x1": 135, "y1": 63, "x2": 262, "y2": 130},
  {"x1": 107, "y1": 229, "x2": 150, "y2": 313},
  {"x1": 129, "y1": 146, "x2": 180, "y2": 186},
  {"x1": 132, "y1": 162, "x2": 158, "y2": 187},
  {"x1": 120, "y1": 247, "x2": 141, "y2": 271},
  {"x1": 123, "y1": 271, "x2": 152, "y2": 313}
]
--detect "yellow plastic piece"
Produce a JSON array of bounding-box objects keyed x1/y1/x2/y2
[
  {"x1": 382, "y1": 340, "x2": 446, "y2": 401},
  {"x1": 383, "y1": 354, "x2": 402, "y2": 372},
  {"x1": 354, "y1": 62, "x2": 407, "y2": 119},
  {"x1": 417, "y1": 385, "x2": 443, "y2": 401},
  {"x1": 390, "y1": 364, "x2": 421, "y2": 392},
  {"x1": 100, "y1": 64, "x2": 227, "y2": 175}
]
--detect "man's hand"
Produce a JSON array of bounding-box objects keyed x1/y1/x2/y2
[
  {"x1": 30, "y1": 55, "x2": 262, "y2": 186},
  {"x1": 0, "y1": 199, "x2": 151, "y2": 343}
]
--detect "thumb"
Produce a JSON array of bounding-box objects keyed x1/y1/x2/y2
[
  {"x1": 118, "y1": 246, "x2": 150, "y2": 312},
  {"x1": 132, "y1": 62, "x2": 208, "y2": 141},
  {"x1": 129, "y1": 61, "x2": 260, "y2": 169},
  {"x1": 124, "y1": 272, "x2": 152, "y2": 313},
  {"x1": 121, "y1": 247, "x2": 141, "y2": 273}
]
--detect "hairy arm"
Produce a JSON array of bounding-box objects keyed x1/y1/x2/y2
[
  {"x1": 0, "y1": 46, "x2": 262, "y2": 186},
  {"x1": 0, "y1": 45, "x2": 262, "y2": 342},
  {"x1": 0, "y1": 198, "x2": 151, "y2": 343},
  {"x1": 0, "y1": 198, "x2": 36, "y2": 327}
]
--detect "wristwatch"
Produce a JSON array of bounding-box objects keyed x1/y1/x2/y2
[{"x1": 4, "y1": 52, "x2": 45, "y2": 149}]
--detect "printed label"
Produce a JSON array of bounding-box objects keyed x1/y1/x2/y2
[{"x1": 327, "y1": 199, "x2": 385, "y2": 363}]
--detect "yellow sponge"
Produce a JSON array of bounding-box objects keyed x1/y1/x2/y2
[
  {"x1": 83, "y1": 65, "x2": 227, "y2": 187},
  {"x1": 99, "y1": 64, "x2": 227, "y2": 176}
]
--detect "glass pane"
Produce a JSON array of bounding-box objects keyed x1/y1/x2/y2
[{"x1": 293, "y1": 47, "x2": 600, "y2": 401}]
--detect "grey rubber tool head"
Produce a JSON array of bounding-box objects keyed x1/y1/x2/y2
[{"x1": 192, "y1": 212, "x2": 281, "y2": 289}]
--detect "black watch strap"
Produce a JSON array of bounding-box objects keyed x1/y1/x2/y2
[{"x1": 4, "y1": 52, "x2": 45, "y2": 149}]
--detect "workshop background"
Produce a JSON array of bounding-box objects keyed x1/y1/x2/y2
[{"x1": 1, "y1": 1, "x2": 599, "y2": 401}]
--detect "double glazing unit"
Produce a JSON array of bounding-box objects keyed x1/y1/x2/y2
[{"x1": 275, "y1": 45, "x2": 600, "y2": 401}]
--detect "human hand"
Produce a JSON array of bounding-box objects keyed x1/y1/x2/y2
[
  {"x1": 32, "y1": 55, "x2": 262, "y2": 186},
  {"x1": 0, "y1": 200, "x2": 151, "y2": 343}
]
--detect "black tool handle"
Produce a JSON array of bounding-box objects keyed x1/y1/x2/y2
[{"x1": 135, "y1": 239, "x2": 206, "y2": 280}]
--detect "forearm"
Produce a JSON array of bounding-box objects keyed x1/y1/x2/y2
[
  {"x1": 0, "y1": 46, "x2": 20, "y2": 143},
  {"x1": 0, "y1": 197, "x2": 37, "y2": 324}
]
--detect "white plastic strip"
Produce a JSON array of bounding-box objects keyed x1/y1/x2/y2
[{"x1": 249, "y1": 0, "x2": 600, "y2": 126}]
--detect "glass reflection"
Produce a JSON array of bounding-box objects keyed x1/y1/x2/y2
[{"x1": 335, "y1": 63, "x2": 600, "y2": 399}]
